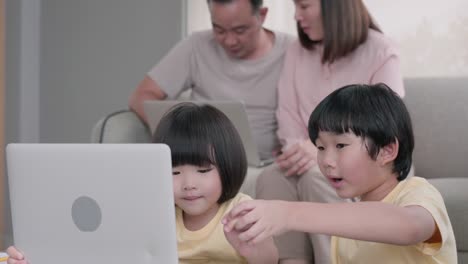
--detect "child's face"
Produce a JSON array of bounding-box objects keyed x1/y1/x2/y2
[
  {"x1": 172, "y1": 164, "x2": 223, "y2": 221},
  {"x1": 315, "y1": 131, "x2": 398, "y2": 201}
]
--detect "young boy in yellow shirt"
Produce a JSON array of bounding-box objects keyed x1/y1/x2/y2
[{"x1": 224, "y1": 83, "x2": 457, "y2": 263}]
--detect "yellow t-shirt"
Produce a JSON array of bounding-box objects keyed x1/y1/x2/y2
[
  {"x1": 176, "y1": 192, "x2": 251, "y2": 264},
  {"x1": 331, "y1": 177, "x2": 457, "y2": 264}
]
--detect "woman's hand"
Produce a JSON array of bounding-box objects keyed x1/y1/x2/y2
[{"x1": 276, "y1": 139, "x2": 317, "y2": 176}]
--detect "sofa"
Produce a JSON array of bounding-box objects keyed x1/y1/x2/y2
[{"x1": 91, "y1": 77, "x2": 468, "y2": 262}]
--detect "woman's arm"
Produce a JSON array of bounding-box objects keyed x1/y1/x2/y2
[
  {"x1": 276, "y1": 43, "x2": 308, "y2": 148},
  {"x1": 371, "y1": 53, "x2": 405, "y2": 97},
  {"x1": 275, "y1": 42, "x2": 318, "y2": 176}
]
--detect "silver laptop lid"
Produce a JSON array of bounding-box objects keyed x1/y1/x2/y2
[
  {"x1": 7, "y1": 144, "x2": 178, "y2": 264},
  {"x1": 144, "y1": 100, "x2": 273, "y2": 167}
]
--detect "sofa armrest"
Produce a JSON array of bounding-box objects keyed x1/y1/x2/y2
[{"x1": 91, "y1": 110, "x2": 152, "y2": 143}]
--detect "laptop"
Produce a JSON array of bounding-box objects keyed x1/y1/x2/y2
[
  {"x1": 144, "y1": 100, "x2": 275, "y2": 167},
  {"x1": 6, "y1": 144, "x2": 178, "y2": 264}
]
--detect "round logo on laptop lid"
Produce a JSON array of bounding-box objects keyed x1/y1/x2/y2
[{"x1": 71, "y1": 196, "x2": 102, "y2": 232}]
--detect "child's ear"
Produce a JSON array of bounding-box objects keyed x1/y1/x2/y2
[{"x1": 378, "y1": 140, "x2": 399, "y2": 166}]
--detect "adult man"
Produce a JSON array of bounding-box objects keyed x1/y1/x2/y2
[{"x1": 129, "y1": 0, "x2": 292, "y2": 160}]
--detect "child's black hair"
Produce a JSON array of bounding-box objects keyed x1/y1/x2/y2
[
  {"x1": 153, "y1": 102, "x2": 247, "y2": 203},
  {"x1": 308, "y1": 83, "x2": 414, "y2": 180}
]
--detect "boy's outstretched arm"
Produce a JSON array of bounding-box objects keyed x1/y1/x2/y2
[{"x1": 223, "y1": 200, "x2": 438, "y2": 246}]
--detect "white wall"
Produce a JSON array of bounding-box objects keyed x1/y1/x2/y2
[
  {"x1": 5, "y1": 0, "x2": 21, "y2": 145},
  {"x1": 4, "y1": 0, "x2": 22, "y2": 247},
  {"x1": 39, "y1": 0, "x2": 184, "y2": 143},
  {"x1": 7, "y1": 0, "x2": 184, "y2": 145}
]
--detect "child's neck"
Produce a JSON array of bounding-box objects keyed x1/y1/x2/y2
[
  {"x1": 361, "y1": 172, "x2": 400, "y2": 202},
  {"x1": 183, "y1": 203, "x2": 221, "y2": 231}
]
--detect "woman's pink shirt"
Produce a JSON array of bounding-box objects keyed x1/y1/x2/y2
[{"x1": 276, "y1": 30, "x2": 405, "y2": 148}]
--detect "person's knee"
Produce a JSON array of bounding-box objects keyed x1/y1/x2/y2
[
  {"x1": 256, "y1": 163, "x2": 283, "y2": 186},
  {"x1": 297, "y1": 165, "x2": 325, "y2": 187},
  {"x1": 274, "y1": 231, "x2": 314, "y2": 262},
  {"x1": 297, "y1": 165, "x2": 344, "y2": 203},
  {"x1": 255, "y1": 163, "x2": 299, "y2": 200}
]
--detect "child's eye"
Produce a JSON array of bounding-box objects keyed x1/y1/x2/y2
[
  {"x1": 172, "y1": 171, "x2": 180, "y2": 175},
  {"x1": 336, "y1": 144, "x2": 347, "y2": 149},
  {"x1": 317, "y1": 146, "x2": 325, "y2": 151},
  {"x1": 198, "y1": 168, "x2": 213, "y2": 173}
]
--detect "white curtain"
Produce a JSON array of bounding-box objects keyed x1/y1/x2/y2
[
  {"x1": 186, "y1": 0, "x2": 468, "y2": 77},
  {"x1": 365, "y1": 0, "x2": 468, "y2": 77}
]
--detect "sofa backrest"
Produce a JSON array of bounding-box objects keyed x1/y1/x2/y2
[
  {"x1": 404, "y1": 77, "x2": 468, "y2": 179},
  {"x1": 92, "y1": 78, "x2": 468, "y2": 180}
]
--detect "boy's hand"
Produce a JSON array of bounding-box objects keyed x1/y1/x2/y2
[
  {"x1": 223, "y1": 200, "x2": 291, "y2": 244},
  {"x1": 6, "y1": 246, "x2": 29, "y2": 264}
]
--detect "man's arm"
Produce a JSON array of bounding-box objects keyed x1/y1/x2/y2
[{"x1": 128, "y1": 75, "x2": 167, "y2": 123}]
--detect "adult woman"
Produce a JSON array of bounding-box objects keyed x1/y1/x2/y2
[{"x1": 256, "y1": 0, "x2": 404, "y2": 263}]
